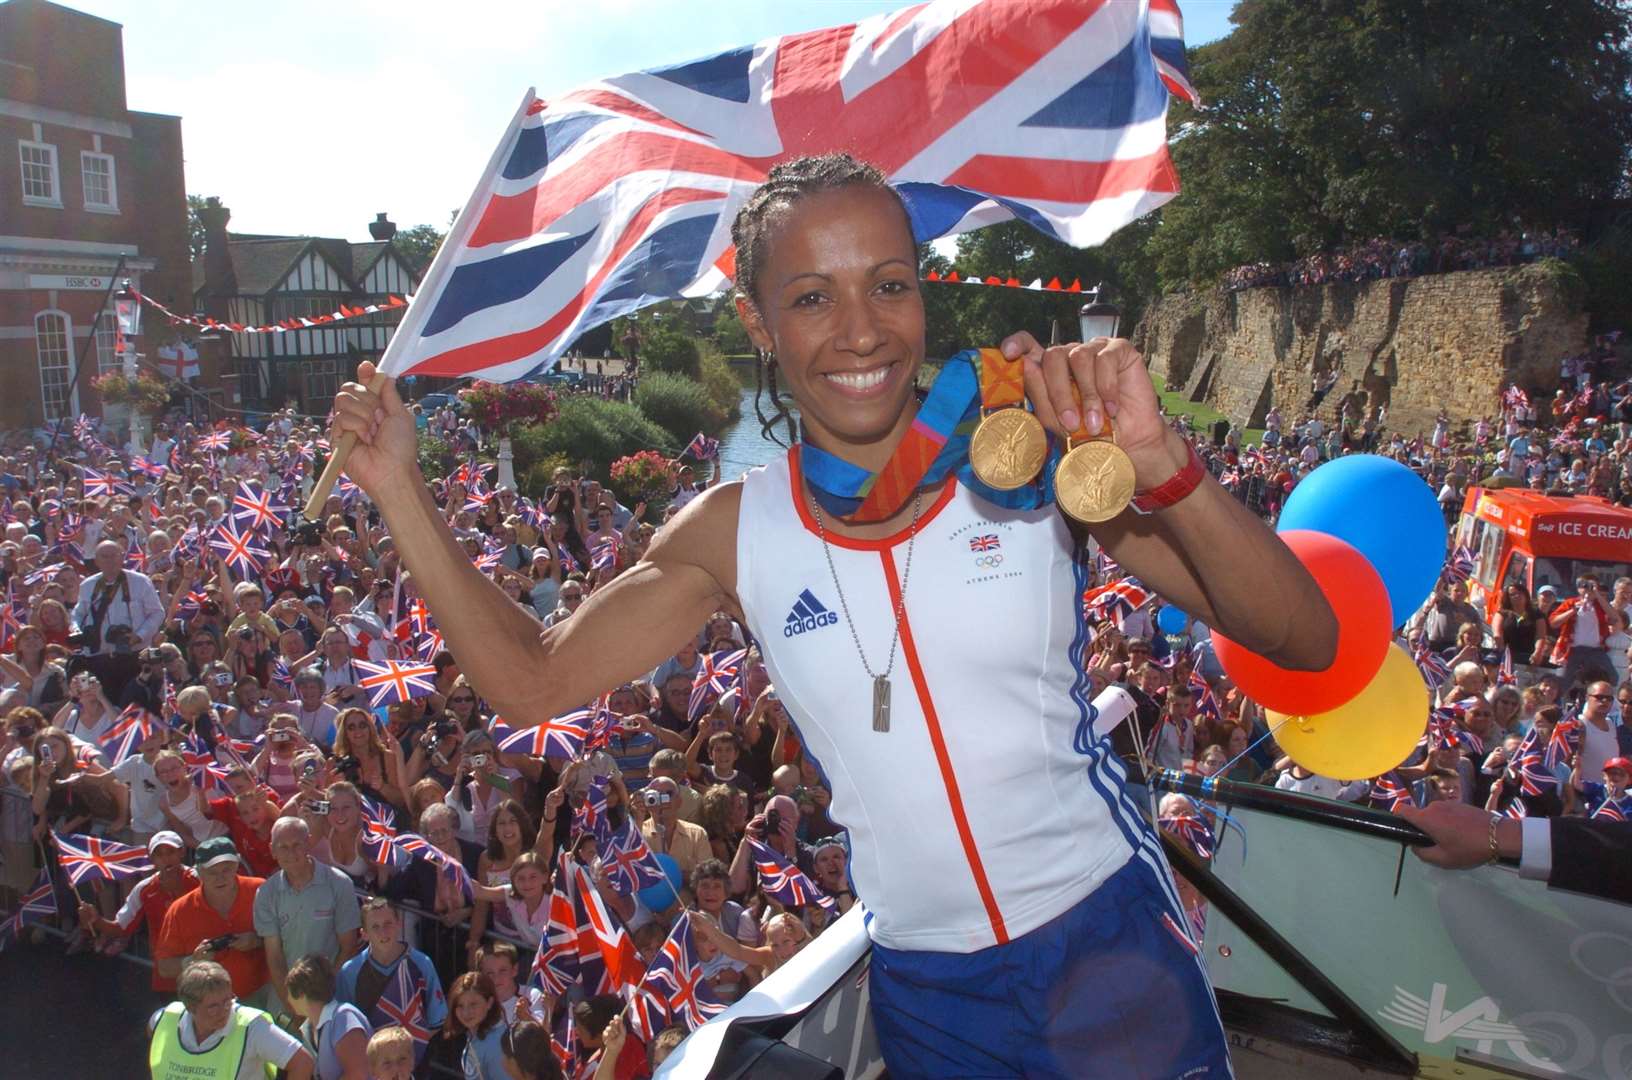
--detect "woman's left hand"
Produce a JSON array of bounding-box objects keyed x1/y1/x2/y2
[{"x1": 1000, "y1": 332, "x2": 1185, "y2": 487}]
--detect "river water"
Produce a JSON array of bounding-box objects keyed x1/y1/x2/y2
[{"x1": 715, "y1": 380, "x2": 797, "y2": 477}]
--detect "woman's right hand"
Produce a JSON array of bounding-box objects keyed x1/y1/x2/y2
[{"x1": 329, "y1": 361, "x2": 420, "y2": 499}]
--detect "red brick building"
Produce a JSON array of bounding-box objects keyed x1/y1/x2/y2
[{"x1": 0, "y1": 0, "x2": 196, "y2": 430}]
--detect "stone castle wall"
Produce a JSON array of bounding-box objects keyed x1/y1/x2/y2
[{"x1": 1133, "y1": 265, "x2": 1588, "y2": 435}]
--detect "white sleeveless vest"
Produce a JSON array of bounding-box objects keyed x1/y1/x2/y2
[{"x1": 736, "y1": 448, "x2": 1158, "y2": 953}]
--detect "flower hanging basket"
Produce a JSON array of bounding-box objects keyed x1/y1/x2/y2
[
  {"x1": 609, "y1": 449, "x2": 676, "y2": 509},
  {"x1": 92, "y1": 372, "x2": 171, "y2": 413},
  {"x1": 456, "y1": 381, "x2": 558, "y2": 439}
]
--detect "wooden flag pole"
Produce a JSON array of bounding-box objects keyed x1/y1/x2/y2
[{"x1": 304, "y1": 368, "x2": 388, "y2": 520}]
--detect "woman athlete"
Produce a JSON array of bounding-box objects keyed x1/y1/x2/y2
[{"x1": 331, "y1": 154, "x2": 1335, "y2": 1078}]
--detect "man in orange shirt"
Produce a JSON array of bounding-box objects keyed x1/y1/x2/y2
[
  {"x1": 77, "y1": 830, "x2": 197, "y2": 992},
  {"x1": 155, "y1": 836, "x2": 270, "y2": 1006}
]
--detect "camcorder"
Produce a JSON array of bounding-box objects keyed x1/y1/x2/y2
[
  {"x1": 293, "y1": 521, "x2": 323, "y2": 548},
  {"x1": 766, "y1": 808, "x2": 782, "y2": 835}
]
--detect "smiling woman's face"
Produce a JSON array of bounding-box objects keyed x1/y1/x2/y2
[{"x1": 737, "y1": 184, "x2": 925, "y2": 459}]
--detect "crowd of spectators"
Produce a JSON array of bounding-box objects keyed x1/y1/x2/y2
[
  {"x1": 1222, "y1": 229, "x2": 1580, "y2": 291},
  {"x1": 1134, "y1": 330, "x2": 1632, "y2": 927},
  {"x1": 0, "y1": 317, "x2": 1629, "y2": 1075}
]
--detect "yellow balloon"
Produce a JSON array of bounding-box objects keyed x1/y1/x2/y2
[{"x1": 1268, "y1": 643, "x2": 1428, "y2": 780}]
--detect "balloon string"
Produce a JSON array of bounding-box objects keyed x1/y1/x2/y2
[{"x1": 1202, "y1": 714, "x2": 1296, "y2": 798}]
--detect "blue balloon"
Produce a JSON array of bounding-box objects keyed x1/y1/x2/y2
[
  {"x1": 636, "y1": 852, "x2": 684, "y2": 912},
  {"x1": 1157, "y1": 605, "x2": 1189, "y2": 635},
  {"x1": 1276, "y1": 455, "x2": 1446, "y2": 626}
]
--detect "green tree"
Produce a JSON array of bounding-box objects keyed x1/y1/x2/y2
[
  {"x1": 186, "y1": 194, "x2": 208, "y2": 259},
  {"x1": 642, "y1": 323, "x2": 703, "y2": 378},
  {"x1": 394, "y1": 224, "x2": 445, "y2": 276},
  {"x1": 712, "y1": 303, "x2": 752, "y2": 354},
  {"x1": 1149, "y1": 0, "x2": 1632, "y2": 289}
]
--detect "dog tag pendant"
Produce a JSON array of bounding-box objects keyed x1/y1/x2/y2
[{"x1": 872, "y1": 676, "x2": 891, "y2": 733}]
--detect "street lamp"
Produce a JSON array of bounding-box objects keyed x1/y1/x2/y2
[{"x1": 1078, "y1": 285, "x2": 1120, "y2": 342}]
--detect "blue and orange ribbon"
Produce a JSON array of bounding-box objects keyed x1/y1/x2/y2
[{"x1": 800, "y1": 348, "x2": 1060, "y2": 523}]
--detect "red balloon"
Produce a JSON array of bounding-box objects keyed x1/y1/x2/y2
[{"x1": 1211, "y1": 530, "x2": 1390, "y2": 715}]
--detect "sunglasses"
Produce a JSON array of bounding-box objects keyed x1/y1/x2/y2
[{"x1": 1588, "y1": 693, "x2": 1614, "y2": 701}]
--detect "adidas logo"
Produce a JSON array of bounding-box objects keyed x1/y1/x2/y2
[{"x1": 784, "y1": 588, "x2": 839, "y2": 637}]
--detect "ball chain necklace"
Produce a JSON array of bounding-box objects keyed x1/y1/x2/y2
[{"x1": 809, "y1": 489, "x2": 922, "y2": 733}]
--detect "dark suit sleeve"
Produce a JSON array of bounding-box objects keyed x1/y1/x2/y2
[
  {"x1": 1616, "y1": 725, "x2": 1632, "y2": 756},
  {"x1": 1548, "y1": 817, "x2": 1632, "y2": 905}
]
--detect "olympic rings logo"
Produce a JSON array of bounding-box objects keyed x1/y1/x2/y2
[
  {"x1": 974, "y1": 555, "x2": 1004, "y2": 568},
  {"x1": 1570, "y1": 932, "x2": 1632, "y2": 1014}
]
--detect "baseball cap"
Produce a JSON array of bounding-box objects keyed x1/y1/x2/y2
[
  {"x1": 194, "y1": 836, "x2": 240, "y2": 870},
  {"x1": 147, "y1": 830, "x2": 185, "y2": 854},
  {"x1": 1604, "y1": 757, "x2": 1631, "y2": 776},
  {"x1": 1536, "y1": 585, "x2": 1558, "y2": 598}
]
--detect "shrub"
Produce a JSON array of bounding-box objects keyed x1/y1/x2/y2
[
  {"x1": 642, "y1": 324, "x2": 702, "y2": 379},
  {"x1": 634, "y1": 372, "x2": 721, "y2": 445},
  {"x1": 518, "y1": 396, "x2": 674, "y2": 483},
  {"x1": 698, "y1": 347, "x2": 743, "y2": 425}
]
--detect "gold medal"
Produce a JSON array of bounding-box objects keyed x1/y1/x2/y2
[
  {"x1": 1055, "y1": 431, "x2": 1136, "y2": 523},
  {"x1": 969, "y1": 407, "x2": 1048, "y2": 491}
]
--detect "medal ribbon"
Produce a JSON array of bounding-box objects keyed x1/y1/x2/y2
[{"x1": 800, "y1": 348, "x2": 1062, "y2": 523}]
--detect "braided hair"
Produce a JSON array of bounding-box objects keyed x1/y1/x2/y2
[{"x1": 731, "y1": 153, "x2": 917, "y2": 446}]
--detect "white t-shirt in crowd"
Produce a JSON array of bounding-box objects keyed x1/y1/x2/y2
[{"x1": 113, "y1": 755, "x2": 166, "y2": 836}]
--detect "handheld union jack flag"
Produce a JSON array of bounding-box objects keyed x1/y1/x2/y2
[
  {"x1": 590, "y1": 537, "x2": 618, "y2": 573},
  {"x1": 377, "y1": 960, "x2": 437, "y2": 1057},
  {"x1": 1592, "y1": 794, "x2": 1631, "y2": 821},
  {"x1": 129, "y1": 455, "x2": 167, "y2": 479},
  {"x1": 372, "y1": 0, "x2": 1196, "y2": 383},
  {"x1": 570, "y1": 861, "x2": 644, "y2": 992},
  {"x1": 1509, "y1": 730, "x2": 1558, "y2": 798},
  {"x1": 209, "y1": 518, "x2": 271, "y2": 580},
  {"x1": 747, "y1": 837, "x2": 836, "y2": 913},
  {"x1": 602, "y1": 815, "x2": 670, "y2": 896},
  {"x1": 1367, "y1": 772, "x2": 1416, "y2": 813},
  {"x1": 637, "y1": 912, "x2": 726, "y2": 1033},
  {"x1": 1083, "y1": 577, "x2": 1151, "y2": 628},
  {"x1": 688, "y1": 648, "x2": 747, "y2": 723},
  {"x1": 1158, "y1": 812, "x2": 1215, "y2": 861},
  {"x1": 231, "y1": 480, "x2": 287, "y2": 533},
  {"x1": 77, "y1": 466, "x2": 120, "y2": 498},
  {"x1": 682, "y1": 432, "x2": 719, "y2": 461},
  {"x1": 0, "y1": 870, "x2": 56, "y2": 953},
  {"x1": 354, "y1": 658, "x2": 439, "y2": 708},
  {"x1": 1441, "y1": 546, "x2": 1477, "y2": 586},
  {"x1": 1498, "y1": 646, "x2": 1517, "y2": 687},
  {"x1": 100, "y1": 704, "x2": 162, "y2": 766},
  {"x1": 493, "y1": 708, "x2": 592, "y2": 759},
  {"x1": 54, "y1": 832, "x2": 154, "y2": 886},
  {"x1": 1187, "y1": 671, "x2": 1222, "y2": 726},
  {"x1": 1412, "y1": 639, "x2": 1450, "y2": 691},
  {"x1": 196, "y1": 429, "x2": 232, "y2": 452},
  {"x1": 1543, "y1": 715, "x2": 1582, "y2": 773}
]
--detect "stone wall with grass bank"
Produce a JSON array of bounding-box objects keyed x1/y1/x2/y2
[{"x1": 1134, "y1": 262, "x2": 1588, "y2": 437}]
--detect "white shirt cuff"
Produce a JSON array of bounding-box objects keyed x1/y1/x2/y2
[{"x1": 1519, "y1": 816, "x2": 1552, "y2": 881}]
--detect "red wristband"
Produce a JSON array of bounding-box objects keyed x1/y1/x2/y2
[{"x1": 1130, "y1": 442, "x2": 1206, "y2": 515}]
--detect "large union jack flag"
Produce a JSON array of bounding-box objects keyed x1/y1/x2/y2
[
  {"x1": 377, "y1": 0, "x2": 1197, "y2": 383},
  {"x1": 353, "y1": 658, "x2": 440, "y2": 708},
  {"x1": 54, "y1": 832, "x2": 154, "y2": 886}
]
